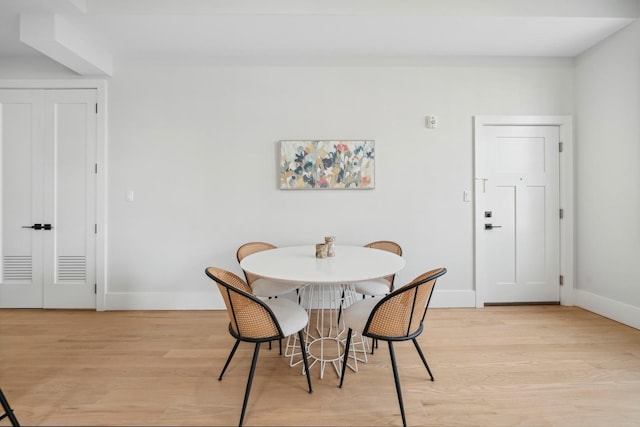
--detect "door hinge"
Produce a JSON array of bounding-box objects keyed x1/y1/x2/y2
[
  {"x1": 95, "y1": 163, "x2": 98, "y2": 174},
  {"x1": 94, "y1": 284, "x2": 97, "y2": 294},
  {"x1": 95, "y1": 224, "x2": 97, "y2": 234},
  {"x1": 559, "y1": 275, "x2": 564, "y2": 286},
  {"x1": 95, "y1": 103, "x2": 98, "y2": 114},
  {"x1": 559, "y1": 208, "x2": 564, "y2": 219},
  {"x1": 559, "y1": 142, "x2": 563, "y2": 152}
]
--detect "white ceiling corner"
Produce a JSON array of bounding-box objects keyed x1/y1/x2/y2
[{"x1": 0, "y1": 0, "x2": 638, "y2": 75}]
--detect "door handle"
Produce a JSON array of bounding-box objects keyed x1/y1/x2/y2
[
  {"x1": 22, "y1": 223, "x2": 43, "y2": 230},
  {"x1": 484, "y1": 224, "x2": 502, "y2": 230},
  {"x1": 21, "y1": 223, "x2": 53, "y2": 230}
]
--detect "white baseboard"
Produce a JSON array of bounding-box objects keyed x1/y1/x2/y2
[{"x1": 575, "y1": 289, "x2": 640, "y2": 330}]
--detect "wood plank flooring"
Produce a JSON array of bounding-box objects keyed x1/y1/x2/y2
[{"x1": 1, "y1": 306, "x2": 639, "y2": 426}]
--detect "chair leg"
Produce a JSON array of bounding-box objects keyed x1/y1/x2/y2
[
  {"x1": 339, "y1": 328, "x2": 353, "y2": 388},
  {"x1": 239, "y1": 342, "x2": 261, "y2": 427},
  {"x1": 388, "y1": 341, "x2": 407, "y2": 427},
  {"x1": 0, "y1": 388, "x2": 20, "y2": 427},
  {"x1": 219, "y1": 339, "x2": 241, "y2": 381},
  {"x1": 268, "y1": 338, "x2": 284, "y2": 353},
  {"x1": 412, "y1": 338, "x2": 434, "y2": 381},
  {"x1": 337, "y1": 289, "x2": 345, "y2": 325},
  {"x1": 298, "y1": 331, "x2": 313, "y2": 393}
]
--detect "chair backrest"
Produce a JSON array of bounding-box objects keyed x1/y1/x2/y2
[
  {"x1": 363, "y1": 267, "x2": 446, "y2": 340},
  {"x1": 364, "y1": 241, "x2": 403, "y2": 290},
  {"x1": 205, "y1": 267, "x2": 283, "y2": 341},
  {"x1": 237, "y1": 242, "x2": 277, "y2": 286}
]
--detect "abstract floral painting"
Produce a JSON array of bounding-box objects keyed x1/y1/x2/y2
[{"x1": 279, "y1": 140, "x2": 375, "y2": 189}]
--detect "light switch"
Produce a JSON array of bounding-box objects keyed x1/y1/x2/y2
[
  {"x1": 426, "y1": 115, "x2": 438, "y2": 129},
  {"x1": 463, "y1": 190, "x2": 471, "y2": 202},
  {"x1": 126, "y1": 190, "x2": 134, "y2": 202}
]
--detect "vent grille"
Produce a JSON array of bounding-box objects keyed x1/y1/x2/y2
[
  {"x1": 57, "y1": 256, "x2": 86, "y2": 281},
  {"x1": 3, "y1": 256, "x2": 32, "y2": 282}
]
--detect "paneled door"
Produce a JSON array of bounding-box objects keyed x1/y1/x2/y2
[
  {"x1": 475, "y1": 122, "x2": 560, "y2": 305},
  {"x1": 0, "y1": 89, "x2": 96, "y2": 308}
]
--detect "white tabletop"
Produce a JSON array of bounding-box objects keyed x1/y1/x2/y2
[{"x1": 239, "y1": 245, "x2": 405, "y2": 285}]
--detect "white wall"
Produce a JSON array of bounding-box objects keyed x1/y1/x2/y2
[
  {"x1": 0, "y1": 56, "x2": 575, "y2": 310},
  {"x1": 103, "y1": 58, "x2": 573, "y2": 309},
  {"x1": 574, "y1": 20, "x2": 640, "y2": 328}
]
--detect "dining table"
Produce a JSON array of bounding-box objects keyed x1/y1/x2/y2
[{"x1": 239, "y1": 244, "x2": 406, "y2": 378}]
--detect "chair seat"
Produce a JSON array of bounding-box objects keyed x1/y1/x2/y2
[
  {"x1": 252, "y1": 278, "x2": 301, "y2": 298},
  {"x1": 343, "y1": 296, "x2": 382, "y2": 334},
  {"x1": 354, "y1": 278, "x2": 391, "y2": 296},
  {"x1": 265, "y1": 298, "x2": 308, "y2": 337}
]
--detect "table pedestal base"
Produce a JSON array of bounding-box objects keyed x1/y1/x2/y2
[{"x1": 285, "y1": 284, "x2": 369, "y2": 379}]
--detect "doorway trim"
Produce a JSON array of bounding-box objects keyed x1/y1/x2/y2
[
  {"x1": 474, "y1": 115, "x2": 574, "y2": 307},
  {"x1": 0, "y1": 79, "x2": 107, "y2": 311}
]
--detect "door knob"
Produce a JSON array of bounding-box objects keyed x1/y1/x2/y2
[{"x1": 484, "y1": 224, "x2": 502, "y2": 230}]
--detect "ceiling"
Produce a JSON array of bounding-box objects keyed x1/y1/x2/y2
[{"x1": 0, "y1": 0, "x2": 638, "y2": 75}]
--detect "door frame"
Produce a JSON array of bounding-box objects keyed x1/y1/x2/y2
[
  {"x1": 1, "y1": 79, "x2": 107, "y2": 311},
  {"x1": 474, "y1": 116, "x2": 574, "y2": 307}
]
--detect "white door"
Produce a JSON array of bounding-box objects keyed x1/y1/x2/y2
[
  {"x1": 0, "y1": 89, "x2": 96, "y2": 309},
  {"x1": 475, "y1": 123, "x2": 560, "y2": 305}
]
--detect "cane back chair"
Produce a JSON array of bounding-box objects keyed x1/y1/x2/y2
[
  {"x1": 354, "y1": 240, "x2": 403, "y2": 297},
  {"x1": 205, "y1": 267, "x2": 312, "y2": 427},
  {"x1": 237, "y1": 242, "x2": 302, "y2": 298},
  {"x1": 339, "y1": 267, "x2": 447, "y2": 427}
]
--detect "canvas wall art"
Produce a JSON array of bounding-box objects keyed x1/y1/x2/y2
[{"x1": 279, "y1": 140, "x2": 375, "y2": 190}]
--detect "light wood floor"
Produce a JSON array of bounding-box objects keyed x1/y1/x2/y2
[{"x1": 1, "y1": 306, "x2": 639, "y2": 426}]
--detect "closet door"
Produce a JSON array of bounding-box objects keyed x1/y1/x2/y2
[
  {"x1": 0, "y1": 89, "x2": 96, "y2": 308},
  {"x1": 0, "y1": 89, "x2": 45, "y2": 307},
  {"x1": 42, "y1": 89, "x2": 97, "y2": 308}
]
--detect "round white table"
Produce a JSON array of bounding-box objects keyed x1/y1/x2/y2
[
  {"x1": 240, "y1": 245, "x2": 405, "y2": 378},
  {"x1": 239, "y1": 245, "x2": 405, "y2": 284}
]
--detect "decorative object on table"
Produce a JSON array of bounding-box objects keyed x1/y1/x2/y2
[
  {"x1": 324, "y1": 236, "x2": 335, "y2": 257},
  {"x1": 339, "y1": 267, "x2": 447, "y2": 427},
  {"x1": 315, "y1": 243, "x2": 327, "y2": 258},
  {"x1": 205, "y1": 267, "x2": 313, "y2": 427},
  {"x1": 279, "y1": 140, "x2": 375, "y2": 190}
]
